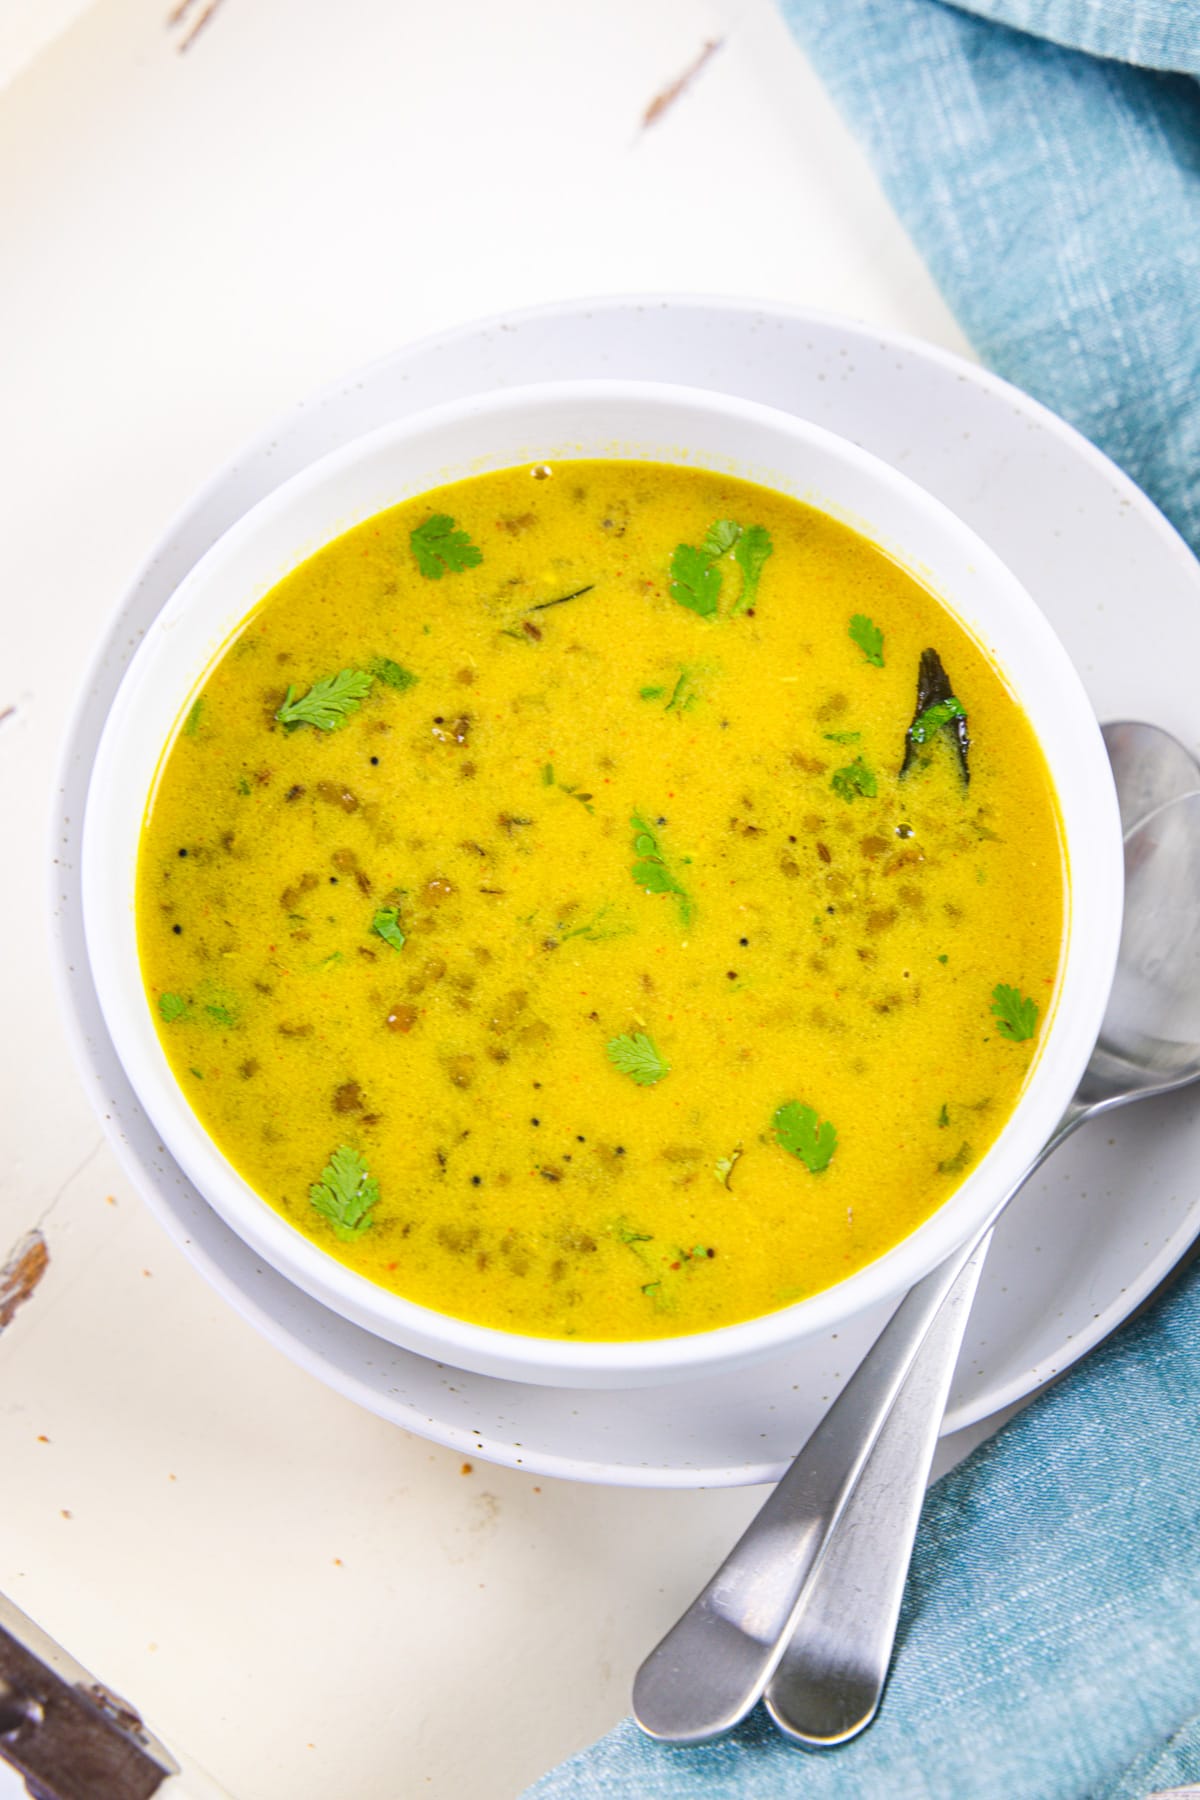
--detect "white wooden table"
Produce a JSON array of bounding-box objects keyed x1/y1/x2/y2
[{"x1": 0, "y1": 3, "x2": 979, "y2": 1793}]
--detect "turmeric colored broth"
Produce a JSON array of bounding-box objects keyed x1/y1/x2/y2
[{"x1": 137, "y1": 460, "x2": 1065, "y2": 1340}]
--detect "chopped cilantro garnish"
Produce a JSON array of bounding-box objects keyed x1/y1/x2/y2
[
  {"x1": 541, "y1": 762, "x2": 555, "y2": 785},
  {"x1": 938, "y1": 1141, "x2": 973, "y2": 1176},
  {"x1": 639, "y1": 685, "x2": 665, "y2": 700},
  {"x1": 669, "y1": 543, "x2": 721, "y2": 618},
  {"x1": 991, "y1": 984, "x2": 1039, "y2": 1043},
  {"x1": 275, "y1": 669, "x2": 373, "y2": 732},
  {"x1": 204, "y1": 1002, "x2": 236, "y2": 1028},
  {"x1": 823, "y1": 730, "x2": 861, "y2": 744},
  {"x1": 236, "y1": 775, "x2": 252, "y2": 796},
  {"x1": 606, "y1": 1031, "x2": 670, "y2": 1086},
  {"x1": 671, "y1": 520, "x2": 773, "y2": 619},
  {"x1": 308, "y1": 1146, "x2": 379, "y2": 1242},
  {"x1": 158, "y1": 993, "x2": 189, "y2": 1023},
  {"x1": 183, "y1": 698, "x2": 204, "y2": 736},
  {"x1": 910, "y1": 697, "x2": 966, "y2": 744},
  {"x1": 731, "y1": 524, "x2": 773, "y2": 612},
  {"x1": 370, "y1": 657, "x2": 419, "y2": 692},
  {"x1": 937, "y1": 1103, "x2": 950, "y2": 1129},
  {"x1": 849, "y1": 614, "x2": 885, "y2": 667},
  {"x1": 371, "y1": 907, "x2": 406, "y2": 952},
  {"x1": 830, "y1": 756, "x2": 878, "y2": 801},
  {"x1": 630, "y1": 814, "x2": 692, "y2": 924},
  {"x1": 773, "y1": 1099, "x2": 838, "y2": 1173},
  {"x1": 410, "y1": 514, "x2": 483, "y2": 579}
]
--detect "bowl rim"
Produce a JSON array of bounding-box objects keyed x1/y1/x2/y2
[{"x1": 81, "y1": 375, "x2": 1125, "y2": 1386}]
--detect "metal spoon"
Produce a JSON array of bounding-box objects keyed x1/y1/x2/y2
[
  {"x1": 633, "y1": 781, "x2": 1200, "y2": 1749},
  {"x1": 762, "y1": 722, "x2": 1200, "y2": 1748}
]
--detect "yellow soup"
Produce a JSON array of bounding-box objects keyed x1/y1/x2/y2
[{"x1": 138, "y1": 460, "x2": 1065, "y2": 1341}]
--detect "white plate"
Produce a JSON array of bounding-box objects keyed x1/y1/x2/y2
[{"x1": 51, "y1": 295, "x2": 1200, "y2": 1487}]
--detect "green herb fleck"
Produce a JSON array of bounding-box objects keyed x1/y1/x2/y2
[
  {"x1": 158, "y1": 993, "x2": 189, "y2": 1023},
  {"x1": 849, "y1": 614, "x2": 885, "y2": 667},
  {"x1": 275, "y1": 669, "x2": 373, "y2": 732},
  {"x1": 204, "y1": 1002, "x2": 236, "y2": 1028},
  {"x1": 308, "y1": 1146, "x2": 379, "y2": 1242},
  {"x1": 541, "y1": 762, "x2": 555, "y2": 785},
  {"x1": 641, "y1": 1282, "x2": 660, "y2": 1298},
  {"x1": 937, "y1": 1103, "x2": 950, "y2": 1129},
  {"x1": 371, "y1": 907, "x2": 406, "y2": 953},
  {"x1": 714, "y1": 1145, "x2": 743, "y2": 1189},
  {"x1": 937, "y1": 953, "x2": 949, "y2": 964},
  {"x1": 639, "y1": 685, "x2": 665, "y2": 701},
  {"x1": 823, "y1": 730, "x2": 861, "y2": 744},
  {"x1": 938, "y1": 1141, "x2": 973, "y2": 1176},
  {"x1": 773, "y1": 1099, "x2": 838, "y2": 1174},
  {"x1": 236, "y1": 776, "x2": 252, "y2": 796},
  {"x1": 189, "y1": 1067, "x2": 204, "y2": 1080},
  {"x1": 183, "y1": 698, "x2": 204, "y2": 736},
  {"x1": 991, "y1": 984, "x2": 1039, "y2": 1043},
  {"x1": 702, "y1": 519, "x2": 742, "y2": 559},
  {"x1": 669, "y1": 542, "x2": 721, "y2": 619},
  {"x1": 370, "y1": 657, "x2": 419, "y2": 692},
  {"x1": 606, "y1": 1032, "x2": 670, "y2": 1087},
  {"x1": 630, "y1": 814, "x2": 692, "y2": 924},
  {"x1": 830, "y1": 756, "x2": 878, "y2": 802},
  {"x1": 410, "y1": 513, "x2": 483, "y2": 579},
  {"x1": 731, "y1": 524, "x2": 773, "y2": 612},
  {"x1": 910, "y1": 696, "x2": 966, "y2": 745}
]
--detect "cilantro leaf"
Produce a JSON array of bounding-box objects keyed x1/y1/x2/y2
[
  {"x1": 910, "y1": 696, "x2": 966, "y2": 745},
  {"x1": 669, "y1": 543, "x2": 721, "y2": 618},
  {"x1": 990, "y1": 983, "x2": 1039, "y2": 1043},
  {"x1": 410, "y1": 514, "x2": 483, "y2": 579},
  {"x1": 204, "y1": 1002, "x2": 237, "y2": 1028},
  {"x1": 630, "y1": 814, "x2": 693, "y2": 924},
  {"x1": 849, "y1": 614, "x2": 885, "y2": 667},
  {"x1": 371, "y1": 907, "x2": 406, "y2": 952},
  {"x1": 183, "y1": 698, "x2": 204, "y2": 736},
  {"x1": 606, "y1": 1032, "x2": 670, "y2": 1086},
  {"x1": 831, "y1": 756, "x2": 878, "y2": 801},
  {"x1": 370, "y1": 657, "x2": 419, "y2": 692},
  {"x1": 158, "y1": 993, "x2": 189, "y2": 1023},
  {"x1": 275, "y1": 669, "x2": 373, "y2": 732},
  {"x1": 703, "y1": 519, "x2": 742, "y2": 559},
  {"x1": 823, "y1": 730, "x2": 861, "y2": 744},
  {"x1": 773, "y1": 1100, "x2": 837, "y2": 1173},
  {"x1": 731, "y1": 524, "x2": 773, "y2": 612},
  {"x1": 308, "y1": 1145, "x2": 379, "y2": 1242}
]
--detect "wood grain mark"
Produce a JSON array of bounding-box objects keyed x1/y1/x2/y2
[
  {"x1": 168, "y1": 0, "x2": 227, "y2": 52},
  {"x1": 641, "y1": 38, "x2": 723, "y2": 131},
  {"x1": 0, "y1": 1231, "x2": 49, "y2": 1333}
]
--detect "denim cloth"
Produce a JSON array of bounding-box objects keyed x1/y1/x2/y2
[{"x1": 523, "y1": 5, "x2": 1200, "y2": 1796}]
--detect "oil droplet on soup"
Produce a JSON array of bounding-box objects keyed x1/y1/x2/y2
[{"x1": 137, "y1": 462, "x2": 1065, "y2": 1340}]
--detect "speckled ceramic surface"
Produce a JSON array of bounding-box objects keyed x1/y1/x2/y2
[{"x1": 52, "y1": 296, "x2": 1200, "y2": 1486}]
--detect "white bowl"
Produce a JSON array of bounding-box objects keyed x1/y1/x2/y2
[{"x1": 82, "y1": 379, "x2": 1124, "y2": 1387}]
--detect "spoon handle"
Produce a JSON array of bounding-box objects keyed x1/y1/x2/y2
[
  {"x1": 631, "y1": 1229, "x2": 981, "y2": 1744},
  {"x1": 763, "y1": 1236, "x2": 991, "y2": 1747}
]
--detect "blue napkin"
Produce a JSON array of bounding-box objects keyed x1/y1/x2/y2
[{"x1": 523, "y1": 6, "x2": 1200, "y2": 1796}]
